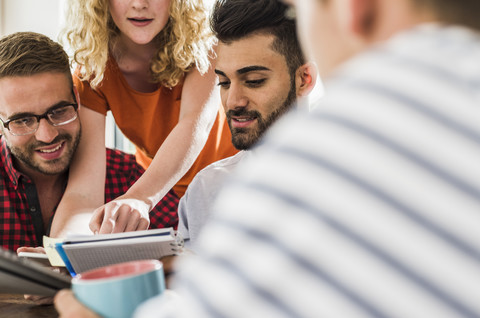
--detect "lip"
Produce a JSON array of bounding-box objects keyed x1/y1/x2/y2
[
  {"x1": 128, "y1": 17, "x2": 153, "y2": 27},
  {"x1": 35, "y1": 141, "x2": 65, "y2": 160},
  {"x1": 231, "y1": 116, "x2": 257, "y2": 129}
]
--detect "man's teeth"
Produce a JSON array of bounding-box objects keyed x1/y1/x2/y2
[
  {"x1": 236, "y1": 118, "x2": 253, "y2": 122},
  {"x1": 40, "y1": 144, "x2": 62, "y2": 153}
]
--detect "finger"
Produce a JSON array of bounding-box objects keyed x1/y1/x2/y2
[
  {"x1": 112, "y1": 205, "x2": 132, "y2": 233},
  {"x1": 24, "y1": 294, "x2": 53, "y2": 305},
  {"x1": 17, "y1": 246, "x2": 45, "y2": 254},
  {"x1": 123, "y1": 209, "x2": 142, "y2": 232},
  {"x1": 98, "y1": 204, "x2": 120, "y2": 234},
  {"x1": 54, "y1": 289, "x2": 99, "y2": 318},
  {"x1": 54, "y1": 289, "x2": 75, "y2": 316},
  {"x1": 89, "y1": 207, "x2": 105, "y2": 234},
  {"x1": 34, "y1": 296, "x2": 54, "y2": 305},
  {"x1": 134, "y1": 217, "x2": 150, "y2": 232}
]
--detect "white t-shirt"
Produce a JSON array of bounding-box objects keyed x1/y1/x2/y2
[{"x1": 177, "y1": 151, "x2": 248, "y2": 250}]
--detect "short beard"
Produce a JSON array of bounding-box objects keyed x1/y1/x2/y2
[
  {"x1": 8, "y1": 129, "x2": 81, "y2": 176},
  {"x1": 228, "y1": 80, "x2": 297, "y2": 150}
]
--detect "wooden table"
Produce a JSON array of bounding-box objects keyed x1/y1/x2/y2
[{"x1": 0, "y1": 294, "x2": 58, "y2": 317}]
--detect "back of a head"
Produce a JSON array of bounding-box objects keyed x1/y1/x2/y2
[
  {"x1": 411, "y1": 0, "x2": 480, "y2": 30},
  {"x1": 0, "y1": 32, "x2": 71, "y2": 81},
  {"x1": 211, "y1": 0, "x2": 304, "y2": 75}
]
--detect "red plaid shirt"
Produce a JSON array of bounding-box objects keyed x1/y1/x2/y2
[{"x1": 0, "y1": 137, "x2": 179, "y2": 251}]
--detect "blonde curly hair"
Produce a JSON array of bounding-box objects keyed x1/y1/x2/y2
[{"x1": 60, "y1": 0, "x2": 214, "y2": 89}]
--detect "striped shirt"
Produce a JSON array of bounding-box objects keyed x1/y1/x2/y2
[{"x1": 138, "y1": 24, "x2": 480, "y2": 318}]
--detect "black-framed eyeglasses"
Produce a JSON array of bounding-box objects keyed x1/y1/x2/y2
[{"x1": 0, "y1": 103, "x2": 79, "y2": 136}]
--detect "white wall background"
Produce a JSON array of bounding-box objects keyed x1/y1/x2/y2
[
  {"x1": 0, "y1": 0, "x2": 64, "y2": 40},
  {"x1": 0, "y1": 0, "x2": 125, "y2": 151}
]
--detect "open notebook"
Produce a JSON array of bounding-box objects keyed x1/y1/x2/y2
[
  {"x1": 56, "y1": 227, "x2": 183, "y2": 276},
  {"x1": 0, "y1": 247, "x2": 71, "y2": 296}
]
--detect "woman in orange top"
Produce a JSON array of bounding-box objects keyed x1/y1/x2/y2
[{"x1": 52, "y1": 0, "x2": 237, "y2": 235}]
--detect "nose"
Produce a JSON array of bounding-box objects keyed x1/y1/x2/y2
[
  {"x1": 224, "y1": 82, "x2": 248, "y2": 111},
  {"x1": 34, "y1": 118, "x2": 59, "y2": 143},
  {"x1": 131, "y1": 0, "x2": 148, "y2": 10}
]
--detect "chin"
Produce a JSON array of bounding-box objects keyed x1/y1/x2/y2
[
  {"x1": 37, "y1": 161, "x2": 69, "y2": 176},
  {"x1": 232, "y1": 137, "x2": 256, "y2": 151}
]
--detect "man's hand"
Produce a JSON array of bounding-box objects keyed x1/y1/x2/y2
[
  {"x1": 54, "y1": 289, "x2": 99, "y2": 318},
  {"x1": 17, "y1": 246, "x2": 56, "y2": 304},
  {"x1": 89, "y1": 198, "x2": 151, "y2": 234},
  {"x1": 17, "y1": 246, "x2": 46, "y2": 254}
]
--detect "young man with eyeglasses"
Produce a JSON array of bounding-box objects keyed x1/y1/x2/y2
[{"x1": 0, "y1": 32, "x2": 179, "y2": 252}]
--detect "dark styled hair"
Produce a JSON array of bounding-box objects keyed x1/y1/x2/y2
[
  {"x1": 211, "y1": 0, "x2": 305, "y2": 77},
  {"x1": 0, "y1": 32, "x2": 72, "y2": 87}
]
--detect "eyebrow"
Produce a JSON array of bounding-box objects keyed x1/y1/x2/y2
[
  {"x1": 237, "y1": 65, "x2": 271, "y2": 74},
  {"x1": 214, "y1": 69, "x2": 227, "y2": 77},
  {"x1": 215, "y1": 65, "x2": 272, "y2": 77},
  {"x1": 6, "y1": 100, "x2": 75, "y2": 120}
]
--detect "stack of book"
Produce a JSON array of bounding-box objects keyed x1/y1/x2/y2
[{"x1": 0, "y1": 228, "x2": 182, "y2": 295}]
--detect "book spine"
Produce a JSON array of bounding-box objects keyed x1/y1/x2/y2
[{"x1": 55, "y1": 243, "x2": 77, "y2": 277}]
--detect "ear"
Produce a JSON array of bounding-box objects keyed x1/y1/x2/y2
[
  {"x1": 346, "y1": 0, "x2": 377, "y2": 39},
  {"x1": 295, "y1": 62, "x2": 317, "y2": 98},
  {"x1": 73, "y1": 85, "x2": 81, "y2": 110}
]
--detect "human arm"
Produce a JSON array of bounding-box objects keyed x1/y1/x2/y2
[
  {"x1": 49, "y1": 104, "x2": 107, "y2": 237},
  {"x1": 16, "y1": 247, "x2": 68, "y2": 305},
  {"x1": 90, "y1": 64, "x2": 220, "y2": 234}
]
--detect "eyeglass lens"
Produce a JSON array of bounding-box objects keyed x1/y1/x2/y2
[{"x1": 7, "y1": 104, "x2": 77, "y2": 136}]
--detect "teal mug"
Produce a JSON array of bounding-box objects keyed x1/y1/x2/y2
[{"x1": 72, "y1": 259, "x2": 165, "y2": 318}]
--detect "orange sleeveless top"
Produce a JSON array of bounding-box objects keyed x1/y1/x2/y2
[{"x1": 73, "y1": 57, "x2": 237, "y2": 197}]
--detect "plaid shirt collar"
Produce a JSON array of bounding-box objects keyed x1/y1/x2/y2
[{"x1": 0, "y1": 136, "x2": 24, "y2": 189}]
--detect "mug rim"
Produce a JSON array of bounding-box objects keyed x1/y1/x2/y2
[{"x1": 72, "y1": 259, "x2": 163, "y2": 284}]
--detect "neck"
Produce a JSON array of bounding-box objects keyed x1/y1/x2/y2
[
  {"x1": 111, "y1": 34, "x2": 160, "y2": 92},
  {"x1": 14, "y1": 158, "x2": 67, "y2": 193},
  {"x1": 14, "y1": 159, "x2": 68, "y2": 231},
  {"x1": 366, "y1": 1, "x2": 439, "y2": 43},
  {"x1": 31, "y1": 173, "x2": 67, "y2": 193},
  {"x1": 113, "y1": 33, "x2": 158, "y2": 62}
]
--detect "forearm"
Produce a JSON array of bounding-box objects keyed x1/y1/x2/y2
[
  {"x1": 49, "y1": 192, "x2": 99, "y2": 237},
  {"x1": 123, "y1": 66, "x2": 219, "y2": 209},
  {"x1": 123, "y1": 117, "x2": 211, "y2": 209}
]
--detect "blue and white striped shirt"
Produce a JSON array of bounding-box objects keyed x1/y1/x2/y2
[{"x1": 138, "y1": 24, "x2": 480, "y2": 318}]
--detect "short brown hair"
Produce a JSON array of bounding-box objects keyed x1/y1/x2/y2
[{"x1": 0, "y1": 32, "x2": 72, "y2": 86}]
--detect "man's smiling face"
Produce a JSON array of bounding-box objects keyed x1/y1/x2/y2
[{"x1": 0, "y1": 72, "x2": 80, "y2": 176}]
